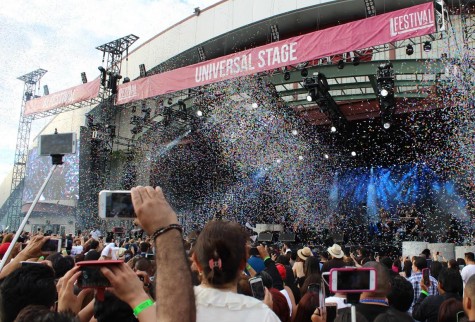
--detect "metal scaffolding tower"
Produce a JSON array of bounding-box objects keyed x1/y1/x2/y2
[{"x1": 4, "y1": 68, "x2": 47, "y2": 230}]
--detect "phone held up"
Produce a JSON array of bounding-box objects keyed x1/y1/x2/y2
[
  {"x1": 98, "y1": 190, "x2": 135, "y2": 219},
  {"x1": 329, "y1": 267, "x2": 377, "y2": 293},
  {"x1": 249, "y1": 276, "x2": 265, "y2": 300},
  {"x1": 422, "y1": 268, "x2": 431, "y2": 286},
  {"x1": 41, "y1": 239, "x2": 61, "y2": 254}
]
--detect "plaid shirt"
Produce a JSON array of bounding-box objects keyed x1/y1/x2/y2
[{"x1": 408, "y1": 272, "x2": 439, "y2": 313}]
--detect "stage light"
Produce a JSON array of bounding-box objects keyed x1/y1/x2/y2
[
  {"x1": 298, "y1": 155, "x2": 304, "y2": 161},
  {"x1": 424, "y1": 41, "x2": 432, "y2": 52},
  {"x1": 306, "y1": 89, "x2": 316, "y2": 102},
  {"x1": 270, "y1": 24, "x2": 280, "y2": 42},
  {"x1": 194, "y1": 7, "x2": 201, "y2": 16},
  {"x1": 351, "y1": 151, "x2": 356, "y2": 157},
  {"x1": 337, "y1": 59, "x2": 345, "y2": 69},
  {"x1": 291, "y1": 129, "x2": 298, "y2": 136},
  {"x1": 98, "y1": 66, "x2": 106, "y2": 86},
  {"x1": 352, "y1": 56, "x2": 360, "y2": 66},
  {"x1": 123, "y1": 77, "x2": 130, "y2": 84},
  {"x1": 167, "y1": 98, "x2": 173, "y2": 105},
  {"x1": 330, "y1": 126, "x2": 337, "y2": 133},
  {"x1": 301, "y1": 68, "x2": 308, "y2": 77},
  {"x1": 284, "y1": 70, "x2": 291, "y2": 81},
  {"x1": 252, "y1": 102, "x2": 258, "y2": 108},
  {"x1": 139, "y1": 64, "x2": 147, "y2": 77},
  {"x1": 43, "y1": 85, "x2": 49, "y2": 96},
  {"x1": 81, "y1": 72, "x2": 88, "y2": 84},
  {"x1": 406, "y1": 44, "x2": 414, "y2": 56},
  {"x1": 383, "y1": 122, "x2": 391, "y2": 129},
  {"x1": 380, "y1": 89, "x2": 389, "y2": 97},
  {"x1": 364, "y1": 0, "x2": 376, "y2": 16},
  {"x1": 196, "y1": 110, "x2": 203, "y2": 117},
  {"x1": 324, "y1": 154, "x2": 329, "y2": 159}
]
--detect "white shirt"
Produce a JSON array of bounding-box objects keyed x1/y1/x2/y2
[
  {"x1": 280, "y1": 288, "x2": 292, "y2": 316},
  {"x1": 101, "y1": 243, "x2": 118, "y2": 260},
  {"x1": 325, "y1": 296, "x2": 351, "y2": 309},
  {"x1": 461, "y1": 264, "x2": 475, "y2": 285},
  {"x1": 194, "y1": 285, "x2": 280, "y2": 322}
]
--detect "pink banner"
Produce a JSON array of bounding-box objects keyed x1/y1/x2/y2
[
  {"x1": 117, "y1": 2, "x2": 436, "y2": 105},
  {"x1": 25, "y1": 78, "x2": 101, "y2": 116}
]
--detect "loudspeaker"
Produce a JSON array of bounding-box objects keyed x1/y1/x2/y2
[
  {"x1": 279, "y1": 233, "x2": 296, "y2": 242},
  {"x1": 258, "y1": 232, "x2": 273, "y2": 242}
]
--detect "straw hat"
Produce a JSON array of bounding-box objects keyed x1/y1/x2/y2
[
  {"x1": 297, "y1": 246, "x2": 313, "y2": 261},
  {"x1": 327, "y1": 244, "x2": 344, "y2": 259}
]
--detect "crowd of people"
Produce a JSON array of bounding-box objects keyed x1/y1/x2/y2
[{"x1": 0, "y1": 186, "x2": 474, "y2": 322}]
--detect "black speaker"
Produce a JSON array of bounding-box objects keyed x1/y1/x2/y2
[
  {"x1": 279, "y1": 233, "x2": 296, "y2": 242},
  {"x1": 257, "y1": 232, "x2": 273, "y2": 242}
]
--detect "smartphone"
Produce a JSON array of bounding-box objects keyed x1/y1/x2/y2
[
  {"x1": 422, "y1": 268, "x2": 431, "y2": 286},
  {"x1": 41, "y1": 239, "x2": 61, "y2": 253},
  {"x1": 21, "y1": 261, "x2": 45, "y2": 267},
  {"x1": 249, "y1": 277, "x2": 265, "y2": 300},
  {"x1": 77, "y1": 260, "x2": 123, "y2": 288},
  {"x1": 98, "y1": 190, "x2": 135, "y2": 219},
  {"x1": 329, "y1": 268, "x2": 377, "y2": 293},
  {"x1": 325, "y1": 303, "x2": 337, "y2": 322},
  {"x1": 146, "y1": 253, "x2": 155, "y2": 260}
]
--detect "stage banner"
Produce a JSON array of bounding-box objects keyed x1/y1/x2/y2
[
  {"x1": 117, "y1": 2, "x2": 435, "y2": 105},
  {"x1": 25, "y1": 78, "x2": 101, "y2": 116}
]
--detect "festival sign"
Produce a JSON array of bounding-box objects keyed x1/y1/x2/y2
[
  {"x1": 24, "y1": 78, "x2": 101, "y2": 116},
  {"x1": 117, "y1": 2, "x2": 435, "y2": 105}
]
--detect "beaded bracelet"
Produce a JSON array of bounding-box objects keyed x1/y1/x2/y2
[
  {"x1": 151, "y1": 224, "x2": 183, "y2": 241},
  {"x1": 133, "y1": 299, "x2": 154, "y2": 317}
]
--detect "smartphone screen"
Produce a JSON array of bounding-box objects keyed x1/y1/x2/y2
[
  {"x1": 41, "y1": 239, "x2": 61, "y2": 253},
  {"x1": 325, "y1": 303, "x2": 337, "y2": 322},
  {"x1": 330, "y1": 268, "x2": 376, "y2": 293},
  {"x1": 99, "y1": 190, "x2": 135, "y2": 219},
  {"x1": 249, "y1": 277, "x2": 265, "y2": 300},
  {"x1": 77, "y1": 266, "x2": 111, "y2": 288},
  {"x1": 422, "y1": 268, "x2": 431, "y2": 286}
]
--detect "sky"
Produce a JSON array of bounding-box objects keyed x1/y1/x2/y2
[{"x1": 0, "y1": 0, "x2": 220, "y2": 186}]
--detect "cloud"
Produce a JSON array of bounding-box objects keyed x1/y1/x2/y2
[{"x1": 0, "y1": 0, "x2": 219, "y2": 184}]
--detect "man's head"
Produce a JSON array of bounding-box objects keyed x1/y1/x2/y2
[
  {"x1": 412, "y1": 256, "x2": 427, "y2": 273},
  {"x1": 387, "y1": 275, "x2": 414, "y2": 312},
  {"x1": 465, "y1": 275, "x2": 475, "y2": 319},
  {"x1": 362, "y1": 261, "x2": 391, "y2": 298},
  {"x1": 438, "y1": 268, "x2": 463, "y2": 295},
  {"x1": 139, "y1": 242, "x2": 150, "y2": 253},
  {"x1": 465, "y1": 252, "x2": 475, "y2": 263},
  {"x1": 94, "y1": 291, "x2": 138, "y2": 322},
  {"x1": 0, "y1": 264, "x2": 57, "y2": 322}
]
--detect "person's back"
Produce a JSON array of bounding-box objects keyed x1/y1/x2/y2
[
  {"x1": 94, "y1": 291, "x2": 138, "y2": 322},
  {"x1": 192, "y1": 220, "x2": 280, "y2": 322}
]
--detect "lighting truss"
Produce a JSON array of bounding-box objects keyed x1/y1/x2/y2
[{"x1": 364, "y1": 0, "x2": 376, "y2": 17}]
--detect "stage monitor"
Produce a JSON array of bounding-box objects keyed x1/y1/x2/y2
[
  {"x1": 279, "y1": 233, "x2": 296, "y2": 242},
  {"x1": 258, "y1": 232, "x2": 273, "y2": 242},
  {"x1": 39, "y1": 132, "x2": 77, "y2": 156}
]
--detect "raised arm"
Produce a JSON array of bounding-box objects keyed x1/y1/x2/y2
[{"x1": 131, "y1": 186, "x2": 196, "y2": 322}]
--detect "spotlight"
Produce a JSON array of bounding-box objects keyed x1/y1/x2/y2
[
  {"x1": 81, "y1": 72, "x2": 88, "y2": 84},
  {"x1": 324, "y1": 154, "x2": 329, "y2": 159},
  {"x1": 196, "y1": 110, "x2": 203, "y2": 117},
  {"x1": 406, "y1": 44, "x2": 414, "y2": 56},
  {"x1": 251, "y1": 102, "x2": 258, "y2": 109},
  {"x1": 380, "y1": 89, "x2": 389, "y2": 97},
  {"x1": 123, "y1": 77, "x2": 130, "y2": 84},
  {"x1": 351, "y1": 151, "x2": 356, "y2": 157},
  {"x1": 331, "y1": 126, "x2": 337, "y2": 133},
  {"x1": 352, "y1": 56, "x2": 360, "y2": 66},
  {"x1": 291, "y1": 129, "x2": 298, "y2": 136},
  {"x1": 423, "y1": 41, "x2": 432, "y2": 52},
  {"x1": 337, "y1": 59, "x2": 345, "y2": 69},
  {"x1": 139, "y1": 64, "x2": 147, "y2": 77},
  {"x1": 284, "y1": 70, "x2": 291, "y2": 81},
  {"x1": 383, "y1": 122, "x2": 391, "y2": 129},
  {"x1": 167, "y1": 98, "x2": 173, "y2": 105},
  {"x1": 301, "y1": 68, "x2": 308, "y2": 77},
  {"x1": 298, "y1": 155, "x2": 304, "y2": 161},
  {"x1": 43, "y1": 85, "x2": 49, "y2": 96},
  {"x1": 194, "y1": 7, "x2": 201, "y2": 16},
  {"x1": 306, "y1": 89, "x2": 316, "y2": 102}
]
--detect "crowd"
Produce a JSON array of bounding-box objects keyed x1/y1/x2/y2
[{"x1": 0, "y1": 186, "x2": 474, "y2": 322}]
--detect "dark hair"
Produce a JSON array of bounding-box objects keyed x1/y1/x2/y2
[
  {"x1": 276, "y1": 255, "x2": 290, "y2": 266},
  {"x1": 269, "y1": 288, "x2": 290, "y2": 322},
  {"x1": 374, "y1": 308, "x2": 414, "y2": 322},
  {"x1": 134, "y1": 258, "x2": 152, "y2": 273},
  {"x1": 335, "y1": 309, "x2": 369, "y2": 322},
  {"x1": 358, "y1": 247, "x2": 368, "y2": 257},
  {"x1": 387, "y1": 275, "x2": 414, "y2": 312},
  {"x1": 465, "y1": 253, "x2": 474, "y2": 262},
  {"x1": 379, "y1": 257, "x2": 393, "y2": 271},
  {"x1": 0, "y1": 265, "x2": 57, "y2": 322},
  {"x1": 292, "y1": 291, "x2": 319, "y2": 322},
  {"x1": 421, "y1": 249, "x2": 431, "y2": 259},
  {"x1": 14, "y1": 305, "x2": 79, "y2": 322},
  {"x1": 84, "y1": 250, "x2": 101, "y2": 261},
  {"x1": 237, "y1": 275, "x2": 252, "y2": 297},
  {"x1": 413, "y1": 256, "x2": 428, "y2": 270},
  {"x1": 448, "y1": 259, "x2": 459, "y2": 271},
  {"x1": 438, "y1": 269, "x2": 463, "y2": 295},
  {"x1": 363, "y1": 261, "x2": 391, "y2": 297},
  {"x1": 430, "y1": 261, "x2": 444, "y2": 280},
  {"x1": 89, "y1": 240, "x2": 99, "y2": 250},
  {"x1": 139, "y1": 242, "x2": 150, "y2": 253},
  {"x1": 194, "y1": 221, "x2": 247, "y2": 287},
  {"x1": 304, "y1": 256, "x2": 321, "y2": 277},
  {"x1": 438, "y1": 298, "x2": 464, "y2": 322},
  {"x1": 456, "y1": 258, "x2": 466, "y2": 267},
  {"x1": 94, "y1": 291, "x2": 138, "y2": 322},
  {"x1": 403, "y1": 259, "x2": 412, "y2": 278},
  {"x1": 45, "y1": 253, "x2": 75, "y2": 279},
  {"x1": 257, "y1": 270, "x2": 273, "y2": 289}
]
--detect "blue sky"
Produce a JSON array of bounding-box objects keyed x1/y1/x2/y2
[{"x1": 0, "y1": 0, "x2": 219, "y2": 185}]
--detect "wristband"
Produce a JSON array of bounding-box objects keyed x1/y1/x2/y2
[
  {"x1": 246, "y1": 264, "x2": 252, "y2": 270},
  {"x1": 264, "y1": 256, "x2": 270, "y2": 262},
  {"x1": 151, "y1": 224, "x2": 183, "y2": 241},
  {"x1": 133, "y1": 299, "x2": 154, "y2": 317},
  {"x1": 420, "y1": 290, "x2": 429, "y2": 296}
]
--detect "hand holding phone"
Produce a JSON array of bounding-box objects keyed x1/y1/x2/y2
[
  {"x1": 99, "y1": 190, "x2": 135, "y2": 219},
  {"x1": 422, "y1": 268, "x2": 431, "y2": 287},
  {"x1": 329, "y1": 268, "x2": 376, "y2": 293},
  {"x1": 41, "y1": 239, "x2": 61, "y2": 253},
  {"x1": 249, "y1": 277, "x2": 265, "y2": 300}
]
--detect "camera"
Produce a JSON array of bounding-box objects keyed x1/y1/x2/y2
[{"x1": 98, "y1": 190, "x2": 135, "y2": 219}]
